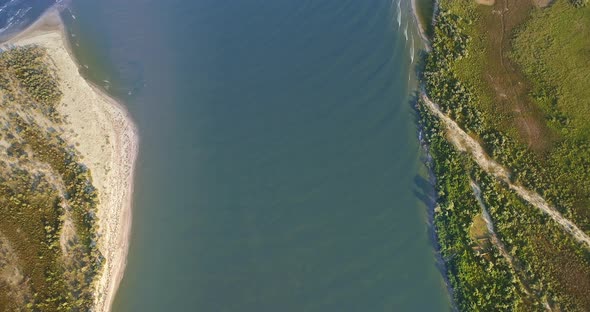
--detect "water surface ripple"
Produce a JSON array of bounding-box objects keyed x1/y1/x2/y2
[{"x1": 54, "y1": 0, "x2": 449, "y2": 310}]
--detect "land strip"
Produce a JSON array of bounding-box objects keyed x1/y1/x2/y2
[{"x1": 5, "y1": 11, "x2": 138, "y2": 312}]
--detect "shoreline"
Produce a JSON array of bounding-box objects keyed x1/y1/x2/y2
[
  {"x1": 3, "y1": 10, "x2": 138, "y2": 312},
  {"x1": 410, "y1": 1, "x2": 457, "y2": 309},
  {"x1": 414, "y1": 96, "x2": 457, "y2": 311},
  {"x1": 411, "y1": 0, "x2": 435, "y2": 46}
]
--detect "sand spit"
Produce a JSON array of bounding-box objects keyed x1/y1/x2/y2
[{"x1": 4, "y1": 11, "x2": 138, "y2": 312}]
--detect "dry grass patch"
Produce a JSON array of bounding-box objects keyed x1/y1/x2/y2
[{"x1": 476, "y1": 0, "x2": 496, "y2": 6}]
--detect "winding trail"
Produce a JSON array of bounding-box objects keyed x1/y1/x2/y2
[{"x1": 421, "y1": 93, "x2": 590, "y2": 250}]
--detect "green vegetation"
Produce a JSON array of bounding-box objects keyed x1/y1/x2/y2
[
  {"x1": 570, "y1": 0, "x2": 588, "y2": 8},
  {"x1": 1, "y1": 47, "x2": 62, "y2": 109},
  {"x1": 420, "y1": 0, "x2": 590, "y2": 310},
  {"x1": 414, "y1": 0, "x2": 436, "y2": 37},
  {"x1": 420, "y1": 106, "x2": 525, "y2": 310},
  {"x1": 513, "y1": 1, "x2": 590, "y2": 137},
  {"x1": 0, "y1": 46, "x2": 100, "y2": 310}
]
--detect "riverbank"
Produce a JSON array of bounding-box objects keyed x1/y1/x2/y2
[
  {"x1": 411, "y1": 0, "x2": 436, "y2": 43},
  {"x1": 6, "y1": 10, "x2": 138, "y2": 312}
]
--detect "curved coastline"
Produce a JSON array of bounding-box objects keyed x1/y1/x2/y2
[{"x1": 3, "y1": 10, "x2": 138, "y2": 312}]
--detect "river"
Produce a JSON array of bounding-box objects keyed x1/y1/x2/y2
[{"x1": 3, "y1": 0, "x2": 451, "y2": 310}]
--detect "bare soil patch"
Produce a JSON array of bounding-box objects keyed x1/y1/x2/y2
[
  {"x1": 476, "y1": 0, "x2": 496, "y2": 6},
  {"x1": 478, "y1": 0, "x2": 554, "y2": 151}
]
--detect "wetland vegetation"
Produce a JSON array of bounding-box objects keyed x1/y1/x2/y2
[{"x1": 419, "y1": 0, "x2": 590, "y2": 310}]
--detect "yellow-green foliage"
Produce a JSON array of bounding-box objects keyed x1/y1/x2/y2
[{"x1": 0, "y1": 46, "x2": 62, "y2": 109}]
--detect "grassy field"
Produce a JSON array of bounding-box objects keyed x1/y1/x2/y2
[
  {"x1": 420, "y1": 0, "x2": 590, "y2": 310},
  {"x1": 513, "y1": 1, "x2": 590, "y2": 139},
  {"x1": 448, "y1": 0, "x2": 554, "y2": 150}
]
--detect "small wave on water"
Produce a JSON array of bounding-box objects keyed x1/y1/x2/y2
[
  {"x1": 397, "y1": 0, "x2": 401, "y2": 27},
  {"x1": 0, "y1": 6, "x2": 31, "y2": 33},
  {"x1": 410, "y1": 35, "x2": 414, "y2": 63},
  {"x1": 66, "y1": 6, "x2": 75, "y2": 19},
  {"x1": 0, "y1": 0, "x2": 61, "y2": 40},
  {"x1": 404, "y1": 21, "x2": 408, "y2": 40}
]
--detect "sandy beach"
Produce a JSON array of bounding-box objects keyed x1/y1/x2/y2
[{"x1": 5, "y1": 11, "x2": 138, "y2": 312}]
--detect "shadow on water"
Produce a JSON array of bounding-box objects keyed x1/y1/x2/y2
[
  {"x1": 411, "y1": 134, "x2": 458, "y2": 311},
  {"x1": 408, "y1": 38, "x2": 458, "y2": 310},
  {"x1": 413, "y1": 174, "x2": 435, "y2": 209}
]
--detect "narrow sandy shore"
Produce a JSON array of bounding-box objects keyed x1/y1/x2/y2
[
  {"x1": 411, "y1": 0, "x2": 432, "y2": 45},
  {"x1": 5, "y1": 11, "x2": 138, "y2": 312}
]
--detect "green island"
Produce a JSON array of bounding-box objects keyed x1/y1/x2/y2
[
  {"x1": 0, "y1": 46, "x2": 100, "y2": 310},
  {"x1": 418, "y1": 0, "x2": 590, "y2": 310}
]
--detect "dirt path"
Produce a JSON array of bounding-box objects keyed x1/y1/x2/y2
[
  {"x1": 471, "y1": 181, "x2": 555, "y2": 310},
  {"x1": 422, "y1": 93, "x2": 590, "y2": 250}
]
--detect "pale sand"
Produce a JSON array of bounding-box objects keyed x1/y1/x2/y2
[
  {"x1": 5, "y1": 11, "x2": 138, "y2": 312},
  {"x1": 475, "y1": 0, "x2": 496, "y2": 6}
]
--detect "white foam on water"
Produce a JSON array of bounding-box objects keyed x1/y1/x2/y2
[
  {"x1": 0, "y1": 0, "x2": 22, "y2": 14},
  {"x1": 410, "y1": 36, "x2": 414, "y2": 63},
  {"x1": 0, "y1": 1, "x2": 36, "y2": 36},
  {"x1": 404, "y1": 22, "x2": 408, "y2": 41}
]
